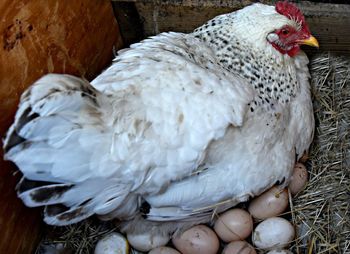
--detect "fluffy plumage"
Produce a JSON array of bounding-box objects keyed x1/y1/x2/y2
[{"x1": 3, "y1": 2, "x2": 315, "y2": 235}]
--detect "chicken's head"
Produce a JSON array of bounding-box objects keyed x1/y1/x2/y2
[
  {"x1": 267, "y1": 1, "x2": 319, "y2": 57},
  {"x1": 193, "y1": 1, "x2": 319, "y2": 59}
]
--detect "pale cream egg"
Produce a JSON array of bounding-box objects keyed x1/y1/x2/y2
[
  {"x1": 266, "y1": 249, "x2": 293, "y2": 254},
  {"x1": 148, "y1": 246, "x2": 181, "y2": 254},
  {"x1": 127, "y1": 231, "x2": 169, "y2": 252},
  {"x1": 94, "y1": 233, "x2": 129, "y2": 254},
  {"x1": 252, "y1": 217, "x2": 295, "y2": 250}
]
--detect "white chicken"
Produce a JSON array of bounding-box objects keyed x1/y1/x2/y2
[{"x1": 3, "y1": 1, "x2": 317, "y2": 236}]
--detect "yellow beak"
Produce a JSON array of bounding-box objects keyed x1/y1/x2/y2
[{"x1": 298, "y1": 35, "x2": 319, "y2": 48}]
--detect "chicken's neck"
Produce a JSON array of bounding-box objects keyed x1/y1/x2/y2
[{"x1": 193, "y1": 30, "x2": 299, "y2": 112}]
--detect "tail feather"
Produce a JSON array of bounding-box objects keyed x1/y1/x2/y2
[
  {"x1": 44, "y1": 204, "x2": 94, "y2": 226},
  {"x1": 3, "y1": 125, "x2": 26, "y2": 153},
  {"x1": 16, "y1": 115, "x2": 76, "y2": 144},
  {"x1": 3, "y1": 74, "x2": 136, "y2": 225},
  {"x1": 17, "y1": 177, "x2": 73, "y2": 207},
  {"x1": 17, "y1": 175, "x2": 133, "y2": 225}
]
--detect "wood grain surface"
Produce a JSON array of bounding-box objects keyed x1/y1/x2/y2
[{"x1": 0, "y1": 1, "x2": 122, "y2": 253}]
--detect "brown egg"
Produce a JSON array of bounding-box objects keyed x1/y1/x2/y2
[
  {"x1": 248, "y1": 186, "x2": 288, "y2": 220},
  {"x1": 172, "y1": 225, "x2": 219, "y2": 254},
  {"x1": 222, "y1": 241, "x2": 256, "y2": 254},
  {"x1": 289, "y1": 163, "x2": 308, "y2": 195},
  {"x1": 213, "y1": 208, "x2": 253, "y2": 242},
  {"x1": 299, "y1": 151, "x2": 309, "y2": 163},
  {"x1": 149, "y1": 246, "x2": 181, "y2": 254}
]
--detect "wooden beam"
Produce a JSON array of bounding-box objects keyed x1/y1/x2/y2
[
  {"x1": 112, "y1": 1, "x2": 145, "y2": 46},
  {"x1": 112, "y1": 0, "x2": 350, "y2": 55}
]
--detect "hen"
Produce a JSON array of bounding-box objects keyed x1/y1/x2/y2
[{"x1": 3, "y1": 2, "x2": 318, "y2": 236}]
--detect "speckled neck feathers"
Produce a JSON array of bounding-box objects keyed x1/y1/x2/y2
[{"x1": 192, "y1": 7, "x2": 300, "y2": 112}]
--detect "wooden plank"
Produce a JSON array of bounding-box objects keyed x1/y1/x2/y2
[
  {"x1": 112, "y1": 1, "x2": 145, "y2": 45},
  {"x1": 112, "y1": 0, "x2": 350, "y2": 55},
  {"x1": 0, "y1": 1, "x2": 122, "y2": 253}
]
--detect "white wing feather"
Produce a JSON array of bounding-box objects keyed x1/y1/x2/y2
[{"x1": 91, "y1": 33, "x2": 254, "y2": 194}]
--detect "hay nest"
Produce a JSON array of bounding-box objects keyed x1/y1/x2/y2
[
  {"x1": 36, "y1": 54, "x2": 350, "y2": 254},
  {"x1": 35, "y1": 219, "x2": 118, "y2": 254},
  {"x1": 291, "y1": 53, "x2": 350, "y2": 254}
]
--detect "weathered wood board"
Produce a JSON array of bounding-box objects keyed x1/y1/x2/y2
[
  {"x1": 0, "y1": 1, "x2": 122, "y2": 253},
  {"x1": 112, "y1": 0, "x2": 350, "y2": 55}
]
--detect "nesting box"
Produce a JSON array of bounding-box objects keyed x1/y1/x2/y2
[{"x1": 0, "y1": 1, "x2": 349, "y2": 253}]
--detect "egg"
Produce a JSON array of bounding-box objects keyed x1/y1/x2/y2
[
  {"x1": 248, "y1": 186, "x2": 289, "y2": 220},
  {"x1": 148, "y1": 246, "x2": 181, "y2": 254},
  {"x1": 214, "y1": 208, "x2": 253, "y2": 242},
  {"x1": 172, "y1": 225, "x2": 219, "y2": 254},
  {"x1": 289, "y1": 163, "x2": 308, "y2": 195},
  {"x1": 266, "y1": 250, "x2": 293, "y2": 254},
  {"x1": 127, "y1": 231, "x2": 169, "y2": 252},
  {"x1": 222, "y1": 241, "x2": 256, "y2": 254},
  {"x1": 299, "y1": 151, "x2": 309, "y2": 163},
  {"x1": 94, "y1": 233, "x2": 129, "y2": 254},
  {"x1": 252, "y1": 217, "x2": 295, "y2": 250}
]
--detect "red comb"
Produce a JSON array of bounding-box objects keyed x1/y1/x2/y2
[{"x1": 276, "y1": 1, "x2": 308, "y2": 31}]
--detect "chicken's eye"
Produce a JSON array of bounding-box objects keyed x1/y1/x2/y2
[{"x1": 282, "y1": 29, "x2": 289, "y2": 35}]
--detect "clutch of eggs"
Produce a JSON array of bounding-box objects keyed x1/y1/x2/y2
[{"x1": 94, "y1": 163, "x2": 307, "y2": 254}]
